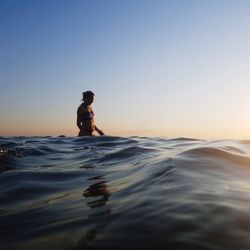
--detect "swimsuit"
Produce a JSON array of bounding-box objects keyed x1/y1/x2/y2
[
  {"x1": 78, "y1": 105, "x2": 95, "y2": 136},
  {"x1": 82, "y1": 110, "x2": 94, "y2": 120}
]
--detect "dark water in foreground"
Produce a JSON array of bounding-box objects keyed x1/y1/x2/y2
[{"x1": 1, "y1": 136, "x2": 250, "y2": 250}]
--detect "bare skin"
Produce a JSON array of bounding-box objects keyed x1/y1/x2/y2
[{"x1": 77, "y1": 94, "x2": 104, "y2": 136}]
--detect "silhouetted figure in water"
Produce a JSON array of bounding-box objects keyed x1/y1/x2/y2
[{"x1": 77, "y1": 91, "x2": 104, "y2": 136}]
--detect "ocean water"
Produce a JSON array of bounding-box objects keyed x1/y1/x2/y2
[{"x1": 1, "y1": 136, "x2": 250, "y2": 250}]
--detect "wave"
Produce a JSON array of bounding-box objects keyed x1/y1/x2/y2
[
  {"x1": 1, "y1": 136, "x2": 250, "y2": 249},
  {"x1": 180, "y1": 145, "x2": 250, "y2": 168}
]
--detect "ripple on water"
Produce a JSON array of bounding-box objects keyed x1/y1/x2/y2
[{"x1": 1, "y1": 136, "x2": 250, "y2": 249}]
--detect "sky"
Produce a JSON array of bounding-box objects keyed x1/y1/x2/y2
[{"x1": 1, "y1": 0, "x2": 250, "y2": 139}]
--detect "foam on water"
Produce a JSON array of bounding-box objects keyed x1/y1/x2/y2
[{"x1": 1, "y1": 136, "x2": 250, "y2": 249}]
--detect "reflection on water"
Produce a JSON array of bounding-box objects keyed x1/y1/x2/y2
[
  {"x1": 83, "y1": 180, "x2": 111, "y2": 208},
  {"x1": 80, "y1": 175, "x2": 111, "y2": 248},
  {"x1": 83, "y1": 175, "x2": 111, "y2": 216}
]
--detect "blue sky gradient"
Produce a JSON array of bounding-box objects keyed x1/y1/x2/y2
[{"x1": 1, "y1": 0, "x2": 250, "y2": 138}]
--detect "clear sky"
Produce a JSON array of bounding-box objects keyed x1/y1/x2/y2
[{"x1": 1, "y1": 0, "x2": 250, "y2": 139}]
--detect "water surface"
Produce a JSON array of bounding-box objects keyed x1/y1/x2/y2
[{"x1": 1, "y1": 136, "x2": 250, "y2": 249}]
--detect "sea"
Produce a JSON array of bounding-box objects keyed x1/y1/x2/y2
[{"x1": 1, "y1": 136, "x2": 250, "y2": 250}]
